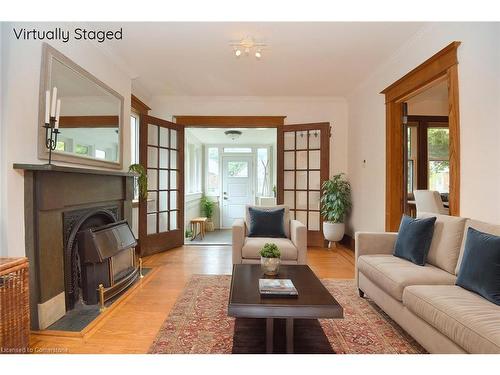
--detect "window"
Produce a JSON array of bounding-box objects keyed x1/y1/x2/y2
[
  {"x1": 186, "y1": 143, "x2": 202, "y2": 194},
  {"x1": 257, "y1": 148, "x2": 270, "y2": 196},
  {"x1": 407, "y1": 126, "x2": 417, "y2": 194},
  {"x1": 223, "y1": 147, "x2": 252, "y2": 153},
  {"x1": 130, "y1": 113, "x2": 140, "y2": 200},
  {"x1": 227, "y1": 161, "x2": 248, "y2": 177},
  {"x1": 75, "y1": 144, "x2": 90, "y2": 156},
  {"x1": 207, "y1": 147, "x2": 219, "y2": 195},
  {"x1": 428, "y1": 128, "x2": 449, "y2": 193},
  {"x1": 55, "y1": 140, "x2": 66, "y2": 151}
]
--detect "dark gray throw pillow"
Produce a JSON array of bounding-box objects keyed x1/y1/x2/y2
[
  {"x1": 247, "y1": 207, "x2": 286, "y2": 238},
  {"x1": 456, "y1": 227, "x2": 500, "y2": 306},
  {"x1": 393, "y1": 215, "x2": 437, "y2": 266}
]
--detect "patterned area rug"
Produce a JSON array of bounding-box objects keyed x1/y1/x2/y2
[{"x1": 149, "y1": 275, "x2": 426, "y2": 354}]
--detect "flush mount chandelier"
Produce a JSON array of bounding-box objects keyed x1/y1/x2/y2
[
  {"x1": 224, "y1": 130, "x2": 242, "y2": 141},
  {"x1": 230, "y1": 36, "x2": 266, "y2": 60}
]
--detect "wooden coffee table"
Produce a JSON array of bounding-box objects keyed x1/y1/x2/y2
[{"x1": 228, "y1": 264, "x2": 343, "y2": 353}]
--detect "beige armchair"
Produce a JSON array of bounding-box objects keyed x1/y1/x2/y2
[
  {"x1": 232, "y1": 205, "x2": 307, "y2": 265},
  {"x1": 414, "y1": 190, "x2": 449, "y2": 216}
]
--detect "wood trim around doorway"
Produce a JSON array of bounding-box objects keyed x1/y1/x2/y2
[
  {"x1": 173, "y1": 115, "x2": 286, "y2": 127},
  {"x1": 381, "y1": 41, "x2": 461, "y2": 231}
]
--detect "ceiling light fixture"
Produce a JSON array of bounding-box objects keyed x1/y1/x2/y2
[
  {"x1": 230, "y1": 37, "x2": 266, "y2": 60},
  {"x1": 224, "y1": 130, "x2": 242, "y2": 141}
]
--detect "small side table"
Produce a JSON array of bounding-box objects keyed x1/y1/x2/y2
[{"x1": 190, "y1": 217, "x2": 208, "y2": 240}]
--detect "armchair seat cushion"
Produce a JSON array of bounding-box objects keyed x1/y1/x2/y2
[
  {"x1": 242, "y1": 237, "x2": 298, "y2": 261},
  {"x1": 358, "y1": 254, "x2": 456, "y2": 301}
]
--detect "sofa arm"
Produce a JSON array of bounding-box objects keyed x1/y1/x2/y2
[
  {"x1": 290, "y1": 219, "x2": 307, "y2": 265},
  {"x1": 232, "y1": 219, "x2": 246, "y2": 264},
  {"x1": 355, "y1": 232, "x2": 398, "y2": 259}
]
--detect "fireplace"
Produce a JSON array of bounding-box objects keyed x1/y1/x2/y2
[
  {"x1": 64, "y1": 207, "x2": 138, "y2": 310},
  {"x1": 14, "y1": 163, "x2": 136, "y2": 329}
]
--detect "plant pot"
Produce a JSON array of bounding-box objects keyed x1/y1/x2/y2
[
  {"x1": 206, "y1": 219, "x2": 214, "y2": 232},
  {"x1": 260, "y1": 257, "x2": 281, "y2": 276},
  {"x1": 323, "y1": 222, "x2": 345, "y2": 247}
]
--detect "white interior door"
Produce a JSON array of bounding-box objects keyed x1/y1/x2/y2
[{"x1": 222, "y1": 156, "x2": 254, "y2": 228}]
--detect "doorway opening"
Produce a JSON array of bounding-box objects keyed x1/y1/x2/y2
[{"x1": 183, "y1": 127, "x2": 277, "y2": 245}]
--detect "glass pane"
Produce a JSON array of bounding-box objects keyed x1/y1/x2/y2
[
  {"x1": 227, "y1": 161, "x2": 248, "y2": 177},
  {"x1": 284, "y1": 151, "x2": 295, "y2": 170},
  {"x1": 296, "y1": 191, "x2": 307, "y2": 209},
  {"x1": 284, "y1": 191, "x2": 295, "y2": 209},
  {"x1": 289, "y1": 210, "x2": 295, "y2": 220},
  {"x1": 308, "y1": 212, "x2": 320, "y2": 231},
  {"x1": 284, "y1": 171, "x2": 294, "y2": 190},
  {"x1": 170, "y1": 150, "x2": 177, "y2": 169},
  {"x1": 309, "y1": 130, "x2": 320, "y2": 149},
  {"x1": 159, "y1": 170, "x2": 169, "y2": 190},
  {"x1": 284, "y1": 132, "x2": 295, "y2": 150},
  {"x1": 147, "y1": 192, "x2": 157, "y2": 213},
  {"x1": 170, "y1": 129, "x2": 177, "y2": 149},
  {"x1": 159, "y1": 148, "x2": 169, "y2": 169},
  {"x1": 309, "y1": 171, "x2": 321, "y2": 190},
  {"x1": 170, "y1": 170, "x2": 177, "y2": 189},
  {"x1": 309, "y1": 191, "x2": 320, "y2": 210},
  {"x1": 296, "y1": 211, "x2": 307, "y2": 226},
  {"x1": 407, "y1": 160, "x2": 414, "y2": 194},
  {"x1": 170, "y1": 211, "x2": 178, "y2": 230},
  {"x1": 223, "y1": 147, "x2": 252, "y2": 153},
  {"x1": 207, "y1": 147, "x2": 219, "y2": 195},
  {"x1": 160, "y1": 127, "x2": 169, "y2": 148},
  {"x1": 147, "y1": 147, "x2": 158, "y2": 168},
  {"x1": 429, "y1": 161, "x2": 450, "y2": 193},
  {"x1": 296, "y1": 151, "x2": 307, "y2": 170},
  {"x1": 159, "y1": 191, "x2": 168, "y2": 211},
  {"x1": 428, "y1": 128, "x2": 449, "y2": 160},
  {"x1": 170, "y1": 191, "x2": 178, "y2": 210},
  {"x1": 296, "y1": 131, "x2": 307, "y2": 149},
  {"x1": 147, "y1": 213, "x2": 157, "y2": 235},
  {"x1": 296, "y1": 171, "x2": 307, "y2": 190},
  {"x1": 148, "y1": 125, "x2": 158, "y2": 145},
  {"x1": 309, "y1": 150, "x2": 320, "y2": 169},
  {"x1": 159, "y1": 212, "x2": 168, "y2": 232},
  {"x1": 147, "y1": 169, "x2": 158, "y2": 190}
]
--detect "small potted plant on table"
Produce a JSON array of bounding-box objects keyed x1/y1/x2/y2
[
  {"x1": 321, "y1": 173, "x2": 352, "y2": 248},
  {"x1": 259, "y1": 243, "x2": 281, "y2": 276}
]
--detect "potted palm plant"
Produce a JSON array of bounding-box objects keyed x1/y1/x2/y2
[
  {"x1": 200, "y1": 195, "x2": 216, "y2": 232},
  {"x1": 320, "y1": 173, "x2": 352, "y2": 248}
]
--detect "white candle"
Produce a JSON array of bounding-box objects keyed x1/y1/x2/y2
[
  {"x1": 50, "y1": 87, "x2": 57, "y2": 117},
  {"x1": 45, "y1": 90, "x2": 50, "y2": 124},
  {"x1": 54, "y1": 99, "x2": 61, "y2": 129}
]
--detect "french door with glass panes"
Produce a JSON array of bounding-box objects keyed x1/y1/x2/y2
[
  {"x1": 139, "y1": 115, "x2": 184, "y2": 256},
  {"x1": 278, "y1": 123, "x2": 330, "y2": 247}
]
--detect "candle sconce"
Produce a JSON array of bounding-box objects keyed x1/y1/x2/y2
[{"x1": 43, "y1": 117, "x2": 60, "y2": 165}]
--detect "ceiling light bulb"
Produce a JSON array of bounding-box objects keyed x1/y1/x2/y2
[
  {"x1": 235, "y1": 49, "x2": 242, "y2": 57},
  {"x1": 255, "y1": 50, "x2": 262, "y2": 59}
]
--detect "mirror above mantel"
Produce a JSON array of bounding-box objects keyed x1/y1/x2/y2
[{"x1": 38, "y1": 43, "x2": 124, "y2": 169}]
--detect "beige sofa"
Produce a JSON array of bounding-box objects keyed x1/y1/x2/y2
[
  {"x1": 355, "y1": 213, "x2": 500, "y2": 353},
  {"x1": 232, "y1": 205, "x2": 307, "y2": 265}
]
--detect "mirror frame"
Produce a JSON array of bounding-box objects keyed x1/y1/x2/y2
[{"x1": 38, "y1": 43, "x2": 124, "y2": 169}]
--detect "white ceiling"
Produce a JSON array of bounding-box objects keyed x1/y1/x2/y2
[
  {"x1": 103, "y1": 22, "x2": 426, "y2": 96},
  {"x1": 186, "y1": 127, "x2": 276, "y2": 145}
]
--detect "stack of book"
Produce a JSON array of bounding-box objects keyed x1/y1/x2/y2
[{"x1": 259, "y1": 279, "x2": 298, "y2": 297}]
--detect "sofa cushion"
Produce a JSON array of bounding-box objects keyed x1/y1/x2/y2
[
  {"x1": 455, "y1": 219, "x2": 500, "y2": 275},
  {"x1": 418, "y1": 212, "x2": 467, "y2": 274},
  {"x1": 456, "y1": 227, "x2": 500, "y2": 305},
  {"x1": 246, "y1": 205, "x2": 290, "y2": 238},
  {"x1": 403, "y1": 285, "x2": 500, "y2": 353},
  {"x1": 393, "y1": 215, "x2": 436, "y2": 266},
  {"x1": 242, "y1": 237, "x2": 298, "y2": 261},
  {"x1": 247, "y1": 206, "x2": 286, "y2": 238},
  {"x1": 357, "y1": 255, "x2": 456, "y2": 301}
]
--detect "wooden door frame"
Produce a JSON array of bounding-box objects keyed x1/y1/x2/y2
[
  {"x1": 173, "y1": 115, "x2": 286, "y2": 127},
  {"x1": 381, "y1": 41, "x2": 461, "y2": 231}
]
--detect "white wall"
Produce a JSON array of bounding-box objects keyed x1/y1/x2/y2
[
  {"x1": 1, "y1": 22, "x2": 132, "y2": 256},
  {"x1": 149, "y1": 96, "x2": 349, "y2": 178},
  {"x1": 0, "y1": 24, "x2": 5, "y2": 256},
  {"x1": 347, "y1": 22, "x2": 500, "y2": 235}
]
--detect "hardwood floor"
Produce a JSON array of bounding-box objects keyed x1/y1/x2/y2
[{"x1": 30, "y1": 244, "x2": 354, "y2": 354}]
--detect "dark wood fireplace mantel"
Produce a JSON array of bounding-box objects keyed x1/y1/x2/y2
[{"x1": 14, "y1": 163, "x2": 135, "y2": 329}]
